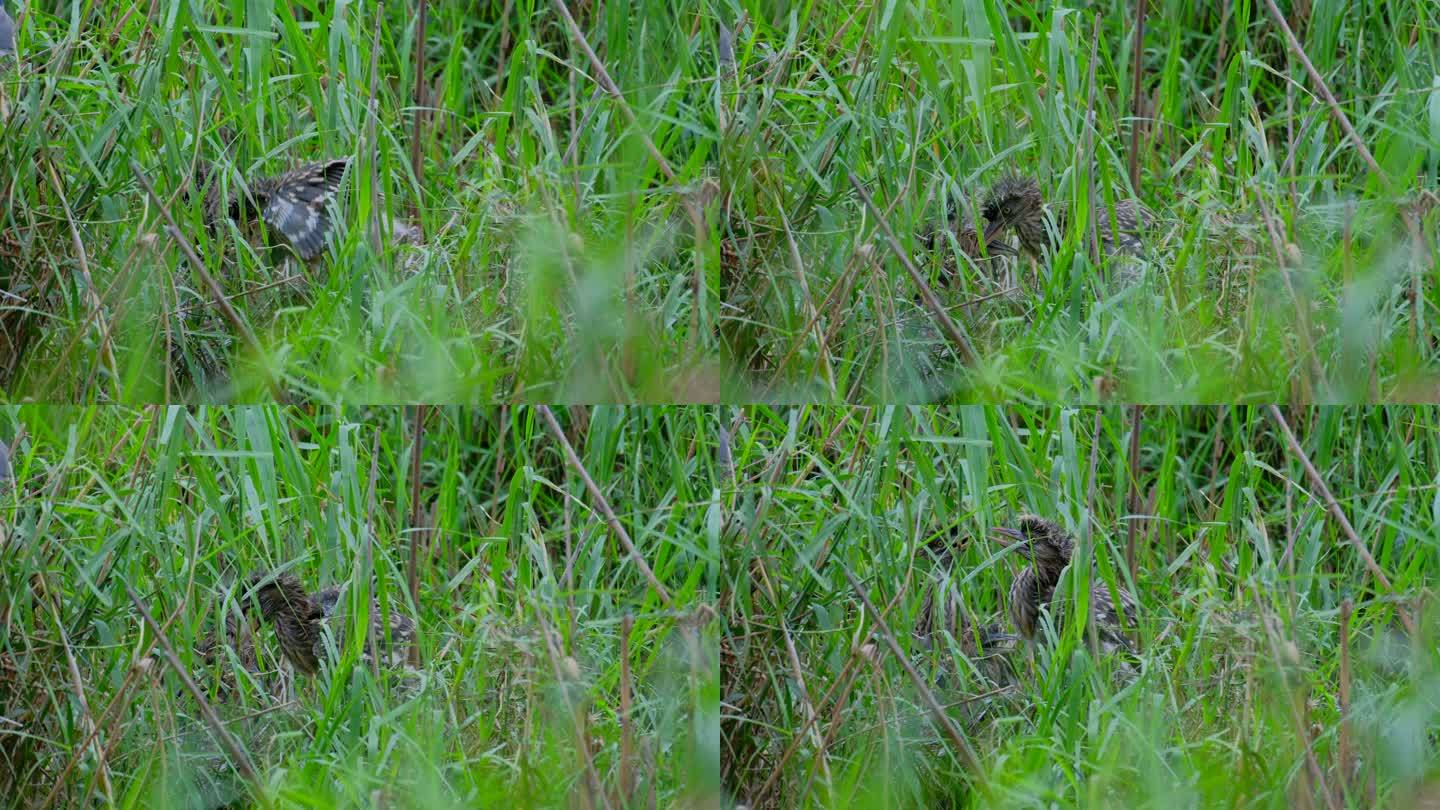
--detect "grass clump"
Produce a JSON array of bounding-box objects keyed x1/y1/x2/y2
[
  {"x1": 0, "y1": 3, "x2": 721, "y2": 402},
  {"x1": 716, "y1": 2, "x2": 1440, "y2": 401},
  {"x1": 0, "y1": 404, "x2": 721, "y2": 807},
  {"x1": 722, "y1": 404, "x2": 1440, "y2": 807}
]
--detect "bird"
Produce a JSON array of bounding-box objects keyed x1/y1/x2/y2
[
  {"x1": 912, "y1": 531, "x2": 1021, "y2": 691},
  {"x1": 0, "y1": 1, "x2": 14, "y2": 58},
  {"x1": 981, "y1": 174, "x2": 1153, "y2": 262},
  {"x1": 193, "y1": 609, "x2": 259, "y2": 700},
  {"x1": 991, "y1": 514, "x2": 1136, "y2": 656},
  {"x1": 193, "y1": 158, "x2": 350, "y2": 261},
  {"x1": 243, "y1": 571, "x2": 415, "y2": 676},
  {"x1": 922, "y1": 195, "x2": 1018, "y2": 282}
]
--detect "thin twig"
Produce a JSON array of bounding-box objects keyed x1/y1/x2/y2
[
  {"x1": 123, "y1": 583, "x2": 266, "y2": 802},
  {"x1": 1127, "y1": 0, "x2": 1148, "y2": 191},
  {"x1": 546, "y1": 0, "x2": 707, "y2": 360},
  {"x1": 365, "y1": 426, "x2": 383, "y2": 681},
  {"x1": 410, "y1": 0, "x2": 428, "y2": 235},
  {"x1": 840, "y1": 565, "x2": 990, "y2": 794},
  {"x1": 172, "y1": 272, "x2": 310, "y2": 317},
  {"x1": 547, "y1": 0, "x2": 690, "y2": 212},
  {"x1": 536, "y1": 406, "x2": 674, "y2": 608},
  {"x1": 365, "y1": 0, "x2": 385, "y2": 254},
  {"x1": 770, "y1": 243, "x2": 870, "y2": 385},
  {"x1": 407, "y1": 405, "x2": 428, "y2": 668},
  {"x1": 847, "y1": 173, "x2": 978, "y2": 365},
  {"x1": 46, "y1": 160, "x2": 119, "y2": 397},
  {"x1": 47, "y1": 596, "x2": 113, "y2": 802},
  {"x1": 537, "y1": 621, "x2": 612, "y2": 810},
  {"x1": 1082, "y1": 14, "x2": 1102, "y2": 269},
  {"x1": 1084, "y1": 408, "x2": 1103, "y2": 656},
  {"x1": 752, "y1": 641, "x2": 869, "y2": 808},
  {"x1": 1253, "y1": 194, "x2": 1323, "y2": 398},
  {"x1": 1260, "y1": 0, "x2": 1389, "y2": 190},
  {"x1": 1251, "y1": 590, "x2": 1339, "y2": 810},
  {"x1": 1261, "y1": 0, "x2": 1431, "y2": 354},
  {"x1": 619, "y1": 613, "x2": 635, "y2": 805},
  {"x1": 1265, "y1": 406, "x2": 1415, "y2": 635},
  {"x1": 1125, "y1": 405, "x2": 1143, "y2": 583},
  {"x1": 39, "y1": 658, "x2": 144, "y2": 809},
  {"x1": 1338, "y1": 597, "x2": 1353, "y2": 796},
  {"x1": 776, "y1": 195, "x2": 836, "y2": 395},
  {"x1": 753, "y1": 560, "x2": 833, "y2": 793},
  {"x1": 130, "y1": 161, "x2": 284, "y2": 401}
]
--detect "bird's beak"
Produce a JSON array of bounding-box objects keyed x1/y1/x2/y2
[
  {"x1": 981, "y1": 215, "x2": 1010, "y2": 246},
  {"x1": 991, "y1": 526, "x2": 1031, "y2": 558},
  {"x1": 980, "y1": 629, "x2": 1020, "y2": 646},
  {"x1": 991, "y1": 526, "x2": 1024, "y2": 543}
]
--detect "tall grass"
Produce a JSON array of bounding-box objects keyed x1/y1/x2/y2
[
  {"x1": 718, "y1": 2, "x2": 1440, "y2": 402},
  {"x1": 722, "y1": 405, "x2": 1440, "y2": 806},
  {"x1": 0, "y1": 405, "x2": 721, "y2": 806},
  {"x1": 0, "y1": 2, "x2": 720, "y2": 402}
]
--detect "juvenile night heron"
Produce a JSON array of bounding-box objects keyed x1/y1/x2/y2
[
  {"x1": 194, "y1": 609, "x2": 259, "y2": 700},
  {"x1": 922, "y1": 196, "x2": 1018, "y2": 282},
  {"x1": 982, "y1": 174, "x2": 1153, "y2": 262},
  {"x1": 194, "y1": 158, "x2": 350, "y2": 261},
  {"x1": 912, "y1": 533, "x2": 1021, "y2": 690},
  {"x1": 244, "y1": 571, "x2": 415, "y2": 675},
  {"x1": 992, "y1": 514, "x2": 1136, "y2": 655}
]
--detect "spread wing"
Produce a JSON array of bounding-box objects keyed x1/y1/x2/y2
[{"x1": 260, "y1": 159, "x2": 349, "y2": 259}]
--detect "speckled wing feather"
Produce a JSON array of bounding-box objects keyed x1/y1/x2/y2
[
  {"x1": 255, "y1": 159, "x2": 349, "y2": 260},
  {"x1": 1094, "y1": 200, "x2": 1153, "y2": 257},
  {"x1": 1088, "y1": 580, "x2": 1138, "y2": 654},
  {"x1": 1016, "y1": 576, "x2": 1136, "y2": 655},
  {"x1": 984, "y1": 174, "x2": 1153, "y2": 260},
  {"x1": 312, "y1": 585, "x2": 416, "y2": 667}
]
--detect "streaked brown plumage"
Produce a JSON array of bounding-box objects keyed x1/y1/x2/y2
[
  {"x1": 923, "y1": 198, "x2": 1018, "y2": 282},
  {"x1": 993, "y1": 515, "x2": 1136, "y2": 655},
  {"x1": 913, "y1": 532, "x2": 1020, "y2": 690},
  {"x1": 983, "y1": 174, "x2": 1152, "y2": 261},
  {"x1": 194, "y1": 158, "x2": 350, "y2": 260},
  {"x1": 244, "y1": 571, "x2": 415, "y2": 675},
  {"x1": 194, "y1": 608, "x2": 259, "y2": 699}
]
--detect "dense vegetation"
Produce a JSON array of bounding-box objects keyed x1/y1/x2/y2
[
  {"x1": 723, "y1": 405, "x2": 1439, "y2": 806},
  {"x1": 0, "y1": 3, "x2": 719, "y2": 402},
  {"x1": 0, "y1": 405, "x2": 720, "y2": 806},
  {"x1": 719, "y1": 2, "x2": 1440, "y2": 402}
]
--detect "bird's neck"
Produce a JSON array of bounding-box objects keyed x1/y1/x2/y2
[
  {"x1": 264, "y1": 588, "x2": 315, "y2": 625},
  {"x1": 1030, "y1": 558, "x2": 1067, "y2": 589}
]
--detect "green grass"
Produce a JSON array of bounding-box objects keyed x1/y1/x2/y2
[
  {"x1": 0, "y1": 405, "x2": 721, "y2": 806},
  {"x1": 718, "y1": 2, "x2": 1440, "y2": 402},
  {"x1": 722, "y1": 405, "x2": 1440, "y2": 807},
  {"x1": 0, "y1": 3, "x2": 719, "y2": 402}
]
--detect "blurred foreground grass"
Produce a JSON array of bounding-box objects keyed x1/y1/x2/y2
[
  {"x1": 0, "y1": 405, "x2": 720, "y2": 807},
  {"x1": 723, "y1": 405, "x2": 1440, "y2": 807}
]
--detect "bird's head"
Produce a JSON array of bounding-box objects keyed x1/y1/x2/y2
[
  {"x1": 187, "y1": 160, "x2": 236, "y2": 221},
  {"x1": 992, "y1": 513, "x2": 1072, "y2": 568},
  {"x1": 981, "y1": 174, "x2": 1045, "y2": 239},
  {"x1": 243, "y1": 571, "x2": 310, "y2": 622},
  {"x1": 962, "y1": 621, "x2": 1019, "y2": 654},
  {"x1": 955, "y1": 218, "x2": 1019, "y2": 260}
]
